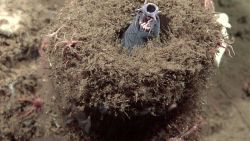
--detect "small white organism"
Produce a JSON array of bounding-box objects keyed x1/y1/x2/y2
[
  {"x1": 0, "y1": 4, "x2": 22, "y2": 36},
  {"x1": 214, "y1": 13, "x2": 235, "y2": 67}
]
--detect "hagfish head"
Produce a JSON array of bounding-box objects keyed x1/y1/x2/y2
[{"x1": 137, "y1": 2, "x2": 160, "y2": 32}]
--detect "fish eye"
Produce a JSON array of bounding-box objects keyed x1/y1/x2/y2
[{"x1": 137, "y1": 10, "x2": 143, "y2": 14}]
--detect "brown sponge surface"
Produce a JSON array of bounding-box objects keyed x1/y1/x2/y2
[{"x1": 47, "y1": 0, "x2": 220, "y2": 117}]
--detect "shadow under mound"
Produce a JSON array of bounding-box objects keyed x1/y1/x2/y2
[
  {"x1": 61, "y1": 91, "x2": 200, "y2": 141},
  {"x1": 45, "y1": 0, "x2": 221, "y2": 140},
  {"x1": 90, "y1": 94, "x2": 200, "y2": 141}
]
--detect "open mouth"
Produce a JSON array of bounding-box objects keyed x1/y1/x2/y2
[
  {"x1": 139, "y1": 15, "x2": 154, "y2": 31},
  {"x1": 138, "y1": 3, "x2": 159, "y2": 32}
]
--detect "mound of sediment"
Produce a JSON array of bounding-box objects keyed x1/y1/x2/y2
[{"x1": 46, "y1": 0, "x2": 220, "y2": 117}]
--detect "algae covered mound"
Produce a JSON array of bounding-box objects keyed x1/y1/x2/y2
[{"x1": 46, "y1": 0, "x2": 220, "y2": 117}]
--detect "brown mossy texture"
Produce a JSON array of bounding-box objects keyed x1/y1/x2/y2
[
  {"x1": 45, "y1": 0, "x2": 222, "y2": 140},
  {"x1": 47, "y1": 0, "x2": 219, "y2": 118}
]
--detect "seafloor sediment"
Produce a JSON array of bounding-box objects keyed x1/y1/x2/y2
[{"x1": 0, "y1": 0, "x2": 231, "y2": 141}]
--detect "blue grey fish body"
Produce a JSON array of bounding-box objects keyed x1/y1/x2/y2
[{"x1": 122, "y1": 2, "x2": 161, "y2": 50}]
